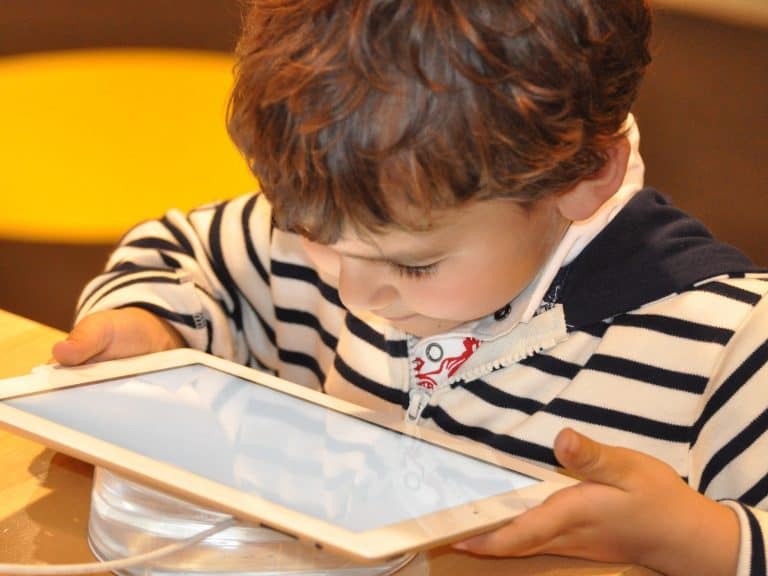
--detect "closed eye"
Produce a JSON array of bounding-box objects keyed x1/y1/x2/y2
[{"x1": 391, "y1": 261, "x2": 440, "y2": 279}]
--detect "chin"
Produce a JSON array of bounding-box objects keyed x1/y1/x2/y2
[{"x1": 390, "y1": 316, "x2": 463, "y2": 338}]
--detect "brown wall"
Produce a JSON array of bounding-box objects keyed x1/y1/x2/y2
[
  {"x1": 1, "y1": 4, "x2": 766, "y2": 330},
  {"x1": 633, "y1": 8, "x2": 768, "y2": 266},
  {"x1": 0, "y1": 0, "x2": 241, "y2": 55}
]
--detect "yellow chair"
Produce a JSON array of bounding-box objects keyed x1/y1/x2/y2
[{"x1": 0, "y1": 49, "x2": 256, "y2": 329}]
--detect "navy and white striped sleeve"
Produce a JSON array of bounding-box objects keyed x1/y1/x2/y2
[
  {"x1": 690, "y1": 284, "x2": 768, "y2": 576},
  {"x1": 75, "y1": 193, "x2": 277, "y2": 366}
]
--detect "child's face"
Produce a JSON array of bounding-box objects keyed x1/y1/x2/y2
[{"x1": 301, "y1": 196, "x2": 569, "y2": 338}]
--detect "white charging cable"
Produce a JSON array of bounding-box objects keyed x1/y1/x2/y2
[{"x1": 0, "y1": 516, "x2": 236, "y2": 575}]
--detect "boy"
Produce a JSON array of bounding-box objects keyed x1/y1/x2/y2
[{"x1": 53, "y1": 1, "x2": 767, "y2": 575}]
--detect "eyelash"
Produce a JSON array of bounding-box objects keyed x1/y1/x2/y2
[{"x1": 391, "y1": 262, "x2": 440, "y2": 279}]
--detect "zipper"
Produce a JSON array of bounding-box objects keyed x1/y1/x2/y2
[{"x1": 405, "y1": 386, "x2": 432, "y2": 424}]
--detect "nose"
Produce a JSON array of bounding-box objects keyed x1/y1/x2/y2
[{"x1": 337, "y1": 257, "x2": 398, "y2": 312}]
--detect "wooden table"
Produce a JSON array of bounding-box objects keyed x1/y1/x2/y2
[{"x1": 0, "y1": 308, "x2": 657, "y2": 575}]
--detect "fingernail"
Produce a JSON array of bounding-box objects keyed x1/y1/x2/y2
[
  {"x1": 557, "y1": 428, "x2": 582, "y2": 460},
  {"x1": 452, "y1": 541, "x2": 469, "y2": 551}
]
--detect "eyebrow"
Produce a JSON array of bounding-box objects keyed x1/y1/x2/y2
[{"x1": 332, "y1": 246, "x2": 446, "y2": 265}]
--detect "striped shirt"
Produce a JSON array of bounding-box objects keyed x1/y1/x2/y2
[{"x1": 77, "y1": 188, "x2": 768, "y2": 576}]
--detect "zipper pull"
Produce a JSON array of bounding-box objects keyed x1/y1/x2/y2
[{"x1": 406, "y1": 387, "x2": 432, "y2": 424}]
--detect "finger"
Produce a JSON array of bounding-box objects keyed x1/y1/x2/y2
[
  {"x1": 554, "y1": 428, "x2": 641, "y2": 488},
  {"x1": 51, "y1": 314, "x2": 113, "y2": 365},
  {"x1": 453, "y1": 499, "x2": 573, "y2": 557},
  {"x1": 51, "y1": 339, "x2": 96, "y2": 365}
]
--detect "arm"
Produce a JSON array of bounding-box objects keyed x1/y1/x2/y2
[
  {"x1": 689, "y1": 288, "x2": 768, "y2": 576},
  {"x1": 53, "y1": 193, "x2": 278, "y2": 366},
  {"x1": 457, "y1": 287, "x2": 768, "y2": 576},
  {"x1": 455, "y1": 427, "x2": 740, "y2": 576}
]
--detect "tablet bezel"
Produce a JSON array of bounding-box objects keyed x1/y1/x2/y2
[{"x1": 0, "y1": 348, "x2": 576, "y2": 561}]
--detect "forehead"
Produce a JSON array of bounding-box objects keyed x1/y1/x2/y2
[{"x1": 333, "y1": 197, "x2": 533, "y2": 258}]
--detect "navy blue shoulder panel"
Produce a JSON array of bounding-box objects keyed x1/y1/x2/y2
[{"x1": 558, "y1": 189, "x2": 763, "y2": 327}]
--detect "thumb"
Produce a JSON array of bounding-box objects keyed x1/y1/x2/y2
[
  {"x1": 554, "y1": 427, "x2": 637, "y2": 488},
  {"x1": 51, "y1": 314, "x2": 113, "y2": 366}
]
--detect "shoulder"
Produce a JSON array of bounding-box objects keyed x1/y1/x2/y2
[
  {"x1": 560, "y1": 189, "x2": 765, "y2": 328},
  {"x1": 692, "y1": 273, "x2": 768, "y2": 303},
  {"x1": 685, "y1": 273, "x2": 768, "y2": 329},
  {"x1": 622, "y1": 273, "x2": 768, "y2": 336},
  {"x1": 606, "y1": 274, "x2": 768, "y2": 393}
]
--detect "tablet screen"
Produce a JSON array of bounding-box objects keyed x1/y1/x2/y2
[{"x1": 5, "y1": 364, "x2": 537, "y2": 532}]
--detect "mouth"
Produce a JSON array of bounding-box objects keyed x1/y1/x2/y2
[{"x1": 377, "y1": 313, "x2": 418, "y2": 322}]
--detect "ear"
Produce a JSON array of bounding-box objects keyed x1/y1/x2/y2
[{"x1": 556, "y1": 136, "x2": 631, "y2": 222}]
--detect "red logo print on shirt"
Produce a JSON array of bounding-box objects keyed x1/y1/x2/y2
[{"x1": 413, "y1": 337, "x2": 481, "y2": 390}]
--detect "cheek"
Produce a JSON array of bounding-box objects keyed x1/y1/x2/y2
[
  {"x1": 398, "y1": 271, "x2": 498, "y2": 320},
  {"x1": 403, "y1": 255, "x2": 539, "y2": 321}
]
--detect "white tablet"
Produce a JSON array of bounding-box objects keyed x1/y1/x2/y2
[{"x1": 0, "y1": 348, "x2": 575, "y2": 561}]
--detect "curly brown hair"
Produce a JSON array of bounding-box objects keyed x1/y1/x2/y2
[{"x1": 227, "y1": 0, "x2": 652, "y2": 243}]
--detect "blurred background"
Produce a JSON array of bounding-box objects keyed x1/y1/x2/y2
[{"x1": 1, "y1": 0, "x2": 766, "y2": 331}]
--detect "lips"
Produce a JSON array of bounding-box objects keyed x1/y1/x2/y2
[{"x1": 378, "y1": 313, "x2": 417, "y2": 322}]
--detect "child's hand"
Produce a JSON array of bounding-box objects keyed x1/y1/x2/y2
[
  {"x1": 52, "y1": 307, "x2": 185, "y2": 366},
  {"x1": 454, "y1": 428, "x2": 740, "y2": 576}
]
